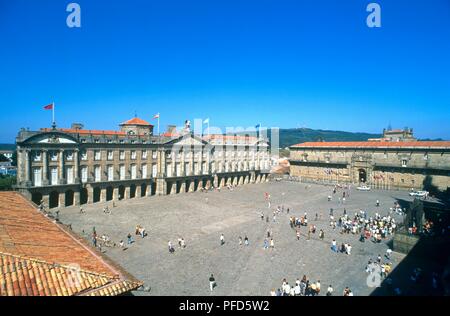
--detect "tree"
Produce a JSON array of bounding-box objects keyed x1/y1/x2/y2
[{"x1": 11, "y1": 151, "x2": 17, "y2": 167}]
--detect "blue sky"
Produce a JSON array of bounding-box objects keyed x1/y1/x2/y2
[{"x1": 0, "y1": 0, "x2": 449, "y2": 143}]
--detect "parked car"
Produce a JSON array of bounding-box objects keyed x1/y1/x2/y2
[
  {"x1": 409, "y1": 190, "x2": 428, "y2": 197},
  {"x1": 357, "y1": 185, "x2": 371, "y2": 191}
]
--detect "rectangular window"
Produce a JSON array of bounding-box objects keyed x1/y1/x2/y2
[
  {"x1": 142, "y1": 164, "x2": 148, "y2": 178},
  {"x1": 166, "y1": 163, "x2": 172, "y2": 177},
  {"x1": 33, "y1": 152, "x2": 42, "y2": 162},
  {"x1": 81, "y1": 150, "x2": 87, "y2": 161},
  {"x1": 119, "y1": 151, "x2": 125, "y2": 160},
  {"x1": 94, "y1": 151, "x2": 101, "y2": 161},
  {"x1": 66, "y1": 166, "x2": 74, "y2": 184},
  {"x1": 176, "y1": 163, "x2": 181, "y2": 177},
  {"x1": 50, "y1": 167, "x2": 58, "y2": 185},
  {"x1": 66, "y1": 151, "x2": 74, "y2": 161},
  {"x1": 131, "y1": 164, "x2": 137, "y2": 179},
  {"x1": 120, "y1": 165, "x2": 126, "y2": 180},
  {"x1": 33, "y1": 167, "x2": 42, "y2": 187},
  {"x1": 94, "y1": 166, "x2": 101, "y2": 182},
  {"x1": 50, "y1": 152, "x2": 58, "y2": 162},
  {"x1": 108, "y1": 165, "x2": 114, "y2": 181},
  {"x1": 152, "y1": 164, "x2": 157, "y2": 177},
  {"x1": 402, "y1": 159, "x2": 408, "y2": 167},
  {"x1": 107, "y1": 150, "x2": 114, "y2": 160},
  {"x1": 202, "y1": 162, "x2": 207, "y2": 174},
  {"x1": 142, "y1": 150, "x2": 148, "y2": 159},
  {"x1": 152, "y1": 151, "x2": 157, "y2": 159},
  {"x1": 81, "y1": 167, "x2": 88, "y2": 183},
  {"x1": 131, "y1": 151, "x2": 137, "y2": 160}
]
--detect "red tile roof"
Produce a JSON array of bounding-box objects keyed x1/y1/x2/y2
[
  {"x1": 291, "y1": 141, "x2": 450, "y2": 148},
  {"x1": 0, "y1": 192, "x2": 142, "y2": 296},
  {"x1": 41, "y1": 128, "x2": 127, "y2": 136},
  {"x1": 120, "y1": 117, "x2": 153, "y2": 126}
]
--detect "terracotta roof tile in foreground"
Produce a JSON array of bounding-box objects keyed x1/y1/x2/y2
[
  {"x1": 0, "y1": 192, "x2": 143, "y2": 296},
  {"x1": 290, "y1": 141, "x2": 450, "y2": 149}
]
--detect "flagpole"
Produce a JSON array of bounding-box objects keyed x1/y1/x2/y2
[
  {"x1": 157, "y1": 114, "x2": 160, "y2": 136},
  {"x1": 52, "y1": 102, "x2": 56, "y2": 128}
]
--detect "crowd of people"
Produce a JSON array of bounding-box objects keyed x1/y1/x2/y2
[
  {"x1": 72, "y1": 181, "x2": 430, "y2": 296},
  {"x1": 270, "y1": 277, "x2": 353, "y2": 296}
]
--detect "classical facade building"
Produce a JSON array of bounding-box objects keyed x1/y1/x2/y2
[
  {"x1": 15, "y1": 118, "x2": 271, "y2": 208},
  {"x1": 290, "y1": 130, "x2": 450, "y2": 192}
]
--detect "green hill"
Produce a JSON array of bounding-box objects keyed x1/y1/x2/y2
[{"x1": 269, "y1": 128, "x2": 382, "y2": 148}]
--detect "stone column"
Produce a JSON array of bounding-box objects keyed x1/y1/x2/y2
[
  {"x1": 158, "y1": 150, "x2": 166, "y2": 177},
  {"x1": 125, "y1": 186, "x2": 131, "y2": 199},
  {"x1": 213, "y1": 175, "x2": 218, "y2": 188},
  {"x1": 74, "y1": 149, "x2": 80, "y2": 183},
  {"x1": 42, "y1": 194, "x2": 50, "y2": 208},
  {"x1": 100, "y1": 188, "x2": 107, "y2": 202},
  {"x1": 136, "y1": 185, "x2": 142, "y2": 198},
  {"x1": 58, "y1": 192, "x2": 65, "y2": 208},
  {"x1": 156, "y1": 178, "x2": 166, "y2": 196},
  {"x1": 188, "y1": 181, "x2": 195, "y2": 192},
  {"x1": 42, "y1": 150, "x2": 49, "y2": 185},
  {"x1": 74, "y1": 190, "x2": 80, "y2": 205},
  {"x1": 170, "y1": 182, "x2": 177, "y2": 195},
  {"x1": 59, "y1": 149, "x2": 65, "y2": 184},
  {"x1": 87, "y1": 186, "x2": 94, "y2": 204},
  {"x1": 180, "y1": 182, "x2": 186, "y2": 193},
  {"x1": 25, "y1": 150, "x2": 31, "y2": 185},
  {"x1": 113, "y1": 187, "x2": 120, "y2": 201}
]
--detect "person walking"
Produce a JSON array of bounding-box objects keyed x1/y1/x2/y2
[
  {"x1": 209, "y1": 274, "x2": 216, "y2": 291},
  {"x1": 244, "y1": 235, "x2": 249, "y2": 246},
  {"x1": 331, "y1": 239, "x2": 337, "y2": 252},
  {"x1": 220, "y1": 234, "x2": 225, "y2": 246},
  {"x1": 326, "y1": 285, "x2": 334, "y2": 296},
  {"x1": 386, "y1": 248, "x2": 392, "y2": 259},
  {"x1": 168, "y1": 241, "x2": 174, "y2": 253},
  {"x1": 238, "y1": 236, "x2": 243, "y2": 246},
  {"x1": 270, "y1": 238, "x2": 275, "y2": 249},
  {"x1": 319, "y1": 229, "x2": 324, "y2": 241},
  {"x1": 127, "y1": 233, "x2": 133, "y2": 245}
]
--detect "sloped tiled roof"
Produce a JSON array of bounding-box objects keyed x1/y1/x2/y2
[
  {"x1": 290, "y1": 141, "x2": 450, "y2": 149},
  {"x1": 120, "y1": 117, "x2": 153, "y2": 126},
  {"x1": 0, "y1": 252, "x2": 140, "y2": 296},
  {"x1": 41, "y1": 128, "x2": 128, "y2": 136},
  {"x1": 0, "y1": 192, "x2": 143, "y2": 296}
]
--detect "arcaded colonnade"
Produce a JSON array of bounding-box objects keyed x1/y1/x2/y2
[{"x1": 27, "y1": 172, "x2": 270, "y2": 209}]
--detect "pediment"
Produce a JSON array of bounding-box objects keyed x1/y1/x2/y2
[{"x1": 21, "y1": 132, "x2": 78, "y2": 145}]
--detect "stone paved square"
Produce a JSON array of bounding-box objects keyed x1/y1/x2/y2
[{"x1": 59, "y1": 181, "x2": 410, "y2": 296}]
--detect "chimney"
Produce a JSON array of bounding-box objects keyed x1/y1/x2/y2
[
  {"x1": 166, "y1": 125, "x2": 177, "y2": 135},
  {"x1": 71, "y1": 123, "x2": 84, "y2": 130}
]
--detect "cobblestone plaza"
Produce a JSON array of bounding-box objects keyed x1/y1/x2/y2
[{"x1": 57, "y1": 181, "x2": 414, "y2": 296}]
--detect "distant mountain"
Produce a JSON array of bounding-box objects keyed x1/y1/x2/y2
[
  {"x1": 268, "y1": 128, "x2": 382, "y2": 148},
  {"x1": 0, "y1": 144, "x2": 16, "y2": 151}
]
